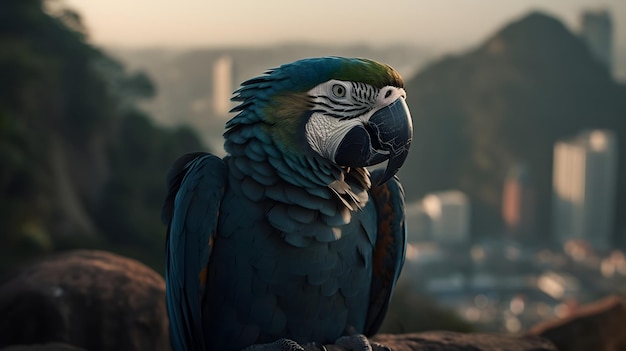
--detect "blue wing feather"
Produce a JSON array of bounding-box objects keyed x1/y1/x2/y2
[
  {"x1": 163, "y1": 153, "x2": 227, "y2": 351},
  {"x1": 364, "y1": 173, "x2": 407, "y2": 336}
]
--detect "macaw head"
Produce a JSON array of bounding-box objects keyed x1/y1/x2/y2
[{"x1": 226, "y1": 57, "x2": 412, "y2": 186}]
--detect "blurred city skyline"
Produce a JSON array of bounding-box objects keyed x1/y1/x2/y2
[{"x1": 61, "y1": 0, "x2": 626, "y2": 54}]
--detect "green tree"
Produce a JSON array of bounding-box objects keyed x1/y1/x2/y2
[{"x1": 0, "y1": 0, "x2": 207, "y2": 274}]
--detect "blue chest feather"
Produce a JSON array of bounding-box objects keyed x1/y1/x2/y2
[{"x1": 201, "y1": 154, "x2": 378, "y2": 350}]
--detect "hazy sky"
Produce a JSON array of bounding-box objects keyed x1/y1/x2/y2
[{"x1": 62, "y1": 0, "x2": 625, "y2": 52}]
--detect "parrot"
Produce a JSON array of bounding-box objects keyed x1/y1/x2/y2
[{"x1": 162, "y1": 56, "x2": 412, "y2": 351}]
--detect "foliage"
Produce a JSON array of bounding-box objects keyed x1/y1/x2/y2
[
  {"x1": 0, "y1": 0, "x2": 206, "y2": 274},
  {"x1": 96, "y1": 110, "x2": 203, "y2": 271}
]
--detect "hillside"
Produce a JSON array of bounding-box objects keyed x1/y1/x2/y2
[
  {"x1": 399, "y1": 12, "x2": 626, "y2": 241},
  {"x1": 0, "y1": 0, "x2": 205, "y2": 272}
]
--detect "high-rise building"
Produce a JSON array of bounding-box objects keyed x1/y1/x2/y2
[
  {"x1": 502, "y1": 163, "x2": 535, "y2": 240},
  {"x1": 404, "y1": 200, "x2": 432, "y2": 243},
  {"x1": 552, "y1": 130, "x2": 618, "y2": 250},
  {"x1": 422, "y1": 191, "x2": 470, "y2": 245},
  {"x1": 580, "y1": 9, "x2": 613, "y2": 74},
  {"x1": 212, "y1": 56, "x2": 234, "y2": 117}
]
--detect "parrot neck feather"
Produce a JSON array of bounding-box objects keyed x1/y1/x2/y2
[
  {"x1": 224, "y1": 123, "x2": 371, "y2": 242},
  {"x1": 224, "y1": 78, "x2": 371, "y2": 213}
]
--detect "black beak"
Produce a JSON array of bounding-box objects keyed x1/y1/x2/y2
[
  {"x1": 366, "y1": 97, "x2": 412, "y2": 185},
  {"x1": 334, "y1": 97, "x2": 412, "y2": 186}
]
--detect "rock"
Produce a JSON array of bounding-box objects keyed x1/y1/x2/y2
[
  {"x1": 0, "y1": 250, "x2": 169, "y2": 351},
  {"x1": 528, "y1": 295, "x2": 626, "y2": 351},
  {"x1": 0, "y1": 249, "x2": 561, "y2": 351},
  {"x1": 369, "y1": 332, "x2": 557, "y2": 351},
  {"x1": 0, "y1": 343, "x2": 85, "y2": 351}
]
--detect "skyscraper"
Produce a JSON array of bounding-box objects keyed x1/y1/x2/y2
[
  {"x1": 422, "y1": 191, "x2": 471, "y2": 245},
  {"x1": 502, "y1": 163, "x2": 535, "y2": 240},
  {"x1": 580, "y1": 9, "x2": 613, "y2": 74},
  {"x1": 212, "y1": 56, "x2": 234, "y2": 117},
  {"x1": 552, "y1": 130, "x2": 618, "y2": 250},
  {"x1": 404, "y1": 200, "x2": 432, "y2": 243}
]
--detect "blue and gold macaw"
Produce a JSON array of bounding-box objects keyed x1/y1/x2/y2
[{"x1": 162, "y1": 57, "x2": 412, "y2": 351}]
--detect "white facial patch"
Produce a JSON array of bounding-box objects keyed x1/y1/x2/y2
[
  {"x1": 305, "y1": 113, "x2": 365, "y2": 162},
  {"x1": 376, "y1": 86, "x2": 406, "y2": 107},
  {"x1": 303, "y1": 80, "x2": 406, "y2": 164}
]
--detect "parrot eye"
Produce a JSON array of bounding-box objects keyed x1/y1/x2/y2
[{"x1": 331, "y1": 84, "x2": 347, "y2": 98}]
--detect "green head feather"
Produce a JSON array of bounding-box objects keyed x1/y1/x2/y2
[{"x1": 272, "y1": 56, "x2": 404, "y2": 93}]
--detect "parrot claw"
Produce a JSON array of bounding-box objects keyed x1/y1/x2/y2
[
  {"x1": 303, "y1": 342, "x2": 328, "y2": 351},
  {"x1": 242, "y1": 338, "x2": 327, "y2": 351},
  {"x1": 334, "y1": 335, "x2": 391, "y2": 351},
  {"x1": 370, "y1": 342, "x2": 391, "y2": 351}
]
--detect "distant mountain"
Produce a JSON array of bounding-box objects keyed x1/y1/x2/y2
[
  {"x1": 616, "y1": 45, "x2": 626, "y2": 81},
  {"x1": 399, "y1": 12, "x2": 626, "y2": 241}
]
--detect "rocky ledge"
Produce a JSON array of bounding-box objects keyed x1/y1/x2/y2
[
  {"x1": 0, "y1": 250, "x2": 168, "y2": 351},
  {"x1": 10, "y1": 249, "x2": 626, "y2": 351},
  {"x1": 370, "y1": 332, "x2": 556, "y2": 351}
]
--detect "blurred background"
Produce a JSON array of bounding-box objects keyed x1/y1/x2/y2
[{"x1": 2, "y1": 0, "x2": 626, "y2": 338}]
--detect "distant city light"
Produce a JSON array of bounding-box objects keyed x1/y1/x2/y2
[
  {"x1": 510, "y1": 296, "x2": 525, "y2": 315},
  {"x1": 590, "y1": 130, "x2": 609, "y2": 151}
]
